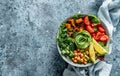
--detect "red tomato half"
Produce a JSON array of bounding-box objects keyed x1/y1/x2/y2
[
  {"x1": 95, "y1": 31, "x2": 102, "y2": 40},
  {"x1": 86, "y1": 25, "x2": 94, "y2": 33},
  {"x1": 98, "y1": 26, "x2": 105, "y2": 32},
  {"x1": 84, "y1": 16, "x2": 91, "y2": 26},
  {"x1": 100, "y1": 35, "x2": 109, "y2": 42}
]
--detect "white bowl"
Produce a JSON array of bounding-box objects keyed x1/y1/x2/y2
[{"x1": 57, "y1": 14, "x2": 110, "y2": 67}]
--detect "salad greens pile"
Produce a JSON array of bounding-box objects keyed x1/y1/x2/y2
[{"x1": 57, "y1": 22, "x2": 75, "y2": 58}]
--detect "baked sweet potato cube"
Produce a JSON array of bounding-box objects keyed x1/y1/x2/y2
[
  {"x1": 76, "y1": 18, "x2": 83, "y2": 24},
  {"x1": 68, "y1": 19, "x2": 75, "y2": 27},
  {"x1": 65, "y1": 23, "x2": 71, "y2": 29},
  {"x1": 74, "y1": 27, "x2": 79, "y2": 31}
]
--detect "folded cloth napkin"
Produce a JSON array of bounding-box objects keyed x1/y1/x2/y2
[
  {"x1": 63, "y1": 0, "x2": 120, "y2": 76},
  {"x1": 63, "y1": 61, "x2": 112, "y2": 76}
]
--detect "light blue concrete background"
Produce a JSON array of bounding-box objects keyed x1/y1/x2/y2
[{"x1": 0, "y1": 0, "x2": 119, "y2": 76}]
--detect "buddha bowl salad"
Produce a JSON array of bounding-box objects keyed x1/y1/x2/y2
[{"x1": 57, "y1": 14, "x2": 109, "y2": 64}]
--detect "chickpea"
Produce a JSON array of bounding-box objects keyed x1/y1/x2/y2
[
  {"x1": 84, "y1": 58, "x2": 87, "y2": 62},
  {"x1": 77, "y1": 57, "x2": 81, "y2": 61},
  {"x1": 73, "y1": 59, "x2": 77, "y2": 63},
  {"x1": 86, "y1": 51, "x2": 89, "y2": 55},
  {"x1": 80, "y1": 58, "x2": 83, "y2": 62},
  {"x1": 80, "y1": 53, "x2": 84, "y2": 57},
  {"x1": 78, "y1": 53, "x2": 81, "y2": 56},
  {"x1": 84, "y1": 62, "x2": 87, "y2": 64},
  {"x1": 71, "y1": 58, "x2": 75, "y2": 61},
  {"x1": 74, "y1": 56, "x2": 78, "y2": 59},
  {"x1": 74, "y1": 52, "x2": 78, "y2": 56}
]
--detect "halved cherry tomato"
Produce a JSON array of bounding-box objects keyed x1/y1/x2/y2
[
  {"x1": 84, "y1": 16, "x2": 91, "y2": 26},
  {"x1": 104, "y1": 35, "x2": 109, "y2": 40},
  {"x1": 101, "y1": 32, "x2": 105, "y2": 35},
  {"x1": 100, "y1": 35, "x2": 109, "y2": 42},
  {"x1": 98, "y1": 26, "x2": 105, "y2": 32},
  {"x1": 100, "y1": 36, "x2": 106, "y2": 42},
  {"x1": 95, "y1": 31, "x2": 102, "y2": 40},
  {"x1": 86, "y1": 25, "x2": 94, "y2": 33}
]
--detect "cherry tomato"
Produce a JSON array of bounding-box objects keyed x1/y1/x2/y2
[
  {"x1": 98, "y1": 26, "x2": 105, "y2": 32},
  {"x1": 100, "y1": 35, "x2": 109, "y2": 42},
  {"x1": 86, "y1": 25, "x2": 94, "y2": 33},
  {"x1": 84, "y1": 16, "x2": 91, "y2": 26},
  {"x1": 100, "y1": 36, "x2": 106, "y2": 42},
  {"x1": 95, "y1": 31, "x2": 102, "y2": 40},
  {"x1": 104, "y1": 35, "x2": 109, "y2": 40},
  {"x1": 101, "y1": 32, "x2": 105, "y2": 35}
]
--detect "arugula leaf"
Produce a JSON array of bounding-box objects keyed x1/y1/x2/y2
[
  {"x1": 88, "y1": 14, "x2": 100, "y2": 24},
  {"x1": 98, "y1": 42, "x2": 109, "y2": 52},
  {"x1": 98, "y1": 42, "x2": 105, "y2": 47},
  {"x1": 57, "y1": 21, "x2": 75, "y2": 53},
  {"x1": 103, "y1": 46, "x2": 109, "y2": 52}
]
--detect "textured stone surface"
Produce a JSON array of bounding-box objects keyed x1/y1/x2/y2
[{"x1": 0, "y1": 0, "x2": 119, "y2": 76}]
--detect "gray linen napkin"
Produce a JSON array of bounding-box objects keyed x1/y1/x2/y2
[
  {"x1": 63, "y1": 61, "x2": 112, "y2": 76},
  {"x1": 63, "y1": 0, "x2": 120, "y2": 76}
]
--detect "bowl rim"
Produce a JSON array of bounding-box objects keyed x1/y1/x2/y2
[{"x1": 56, "y1": 14, "x2": 110, "y2": 67}]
